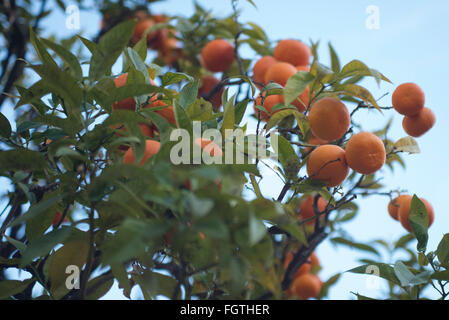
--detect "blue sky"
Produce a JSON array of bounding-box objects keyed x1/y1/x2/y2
[{"x1": 3, "y1": 0, "x2": 449, "y2": 299}]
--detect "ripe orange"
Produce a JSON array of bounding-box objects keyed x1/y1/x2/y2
[
  {"x1": 345, "y1": 132, "x2": 386, "y2": 175},
  {"x1": 252, "y1": 56, "x2": 277, "y2": 86},
  {"x1": 284, "y1": 251, "x2": 312, "y2": 278},
  {"x1": 398, "y1": 196, "x2": 434, "y2": 233},
  {"x1": 113, "y1": 123, "x2": 154, "y2": 151},
  {"x1": 194, "y1": 138, "x2": 223, "y2": 157},
  {"x1": 123, "y1": 140, "x2": 160, "y2": 166},
  {"x1": 308, "y1": 97, "x2": 350, "y2": 141},
  {"x1": 200, "y1": 39, "x2": 235, "y2": 73},
  {"x1": 291, "y1": 274, "x2": 322, "y2": 300},
  {"x1": 264, "y1": 62, "x2": 297, "y2": 87},
  {"x1": 144, "y1": 99, "x2": 176, "y2": 125},
  {"x1": 52, "y1": 211, "x2": 68, "y2": 226},
  {"x1": 132, "y1": 18, "x2": 166, "y2": 48},
  {"x1": 112, "y1": 73, "x2": 136, "y2": 111},
  {"x1": 402, "y1": 107, "x2": 435, "y2": 137},
  {"x1": 274, "y1": 39, "x2": 311, "y2": 67},
  {"x1": 307, "y1": 145, "x2": 349, "y2": 187},
  {"x1": 253, "y1": 94, "x2": 284, "y2": 121},
  {"x1": 298, "y1": 195, "x2": 328, "y2": 225},
  {"x1": 392, "y1": 83, "x2": 425, "y2": 116},
  {"x1": 197, "y1": 76, "x2": 224, "y2": 110},
  {"x1": 296, "y1": 65, "x2": 310, "y2": 72},
  {"x1": 388, "y1": 195, "x2": 410, "y2": 221}
]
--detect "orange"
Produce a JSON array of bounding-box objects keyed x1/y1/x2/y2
[
  {"x1": 274, "y1": 39, "x2": 311, "y2": 67},
  {"x1": 402, "y1": 107, "x2": 435, "y2": 137},
  {"x1": 296, "y1": 65, "x2": 310, "y2": 72},
  {"x1": 253, "y1": 94, "x2": 284, "y2": 121},
  {"x1": 132, "y1": 18, "x2": 166, "y2": 48},
  {"x1": 197, "y1": 76, "x2": 224, "y2": 110},
  {"x1": 291, "y1": 274, "x2": 322, "y2": 300},
  {"x1": 398, "y1": 196, "x2": 434, "y2": 233},
  {"x1": 52, "y1": 211, "x2": 68, "y2": 226},
  {"x1": 298, "y1": 195, "x2": 328, "y2": 225},
  {"x1": 194, "y1": 138, "x2": 223, "y2": 157},
  {"x1": 123, "y1": 140, "x2": 160, "y2": 166},
  {"x1": 264, "y1": 62, "x2": 297, "y2": 87},
  {"x1": 252, "y1": 56, "x2": 277, "y2": 86},
  {"x1": 112, "y1": 73, "x2": 136, "y2": 111},
  {"x1": 284, "y1": 251, "x2": 311, "y2": 278},
  {"x1": 392, "y1": 83, "x2": 425, "y2": 116},
  {"x1": 345, "y1": 132, "x2": 386, "y2": 175},
  {"x1": 144, "y1": 99, "x2": 176, "y2": 125},
  {"x1": 388, "y1": 195, "x2": 410, "y2": 221},
  {"x1": 307, "y1": 145, "x2": 349, "y2": 187},
  {"x1": 200, "y1": 39, "x2": 235, "y2": 73},
  {"x1": 308, "y1": 97, "x2": 350, "y2": 141}
]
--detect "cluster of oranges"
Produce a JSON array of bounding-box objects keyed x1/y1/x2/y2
[
  {"x1": 388, "y1": 195, "x2": 434, "y2": 233},
  {"x1": 252, "y1": 39, "x2": 312, "y2": 119},
  {"x1": 392, "y1": 82, "x2": 435, "y2": 137},
  {"x1": 284, "y1": 250, "x2": 322, "y2": 299}
]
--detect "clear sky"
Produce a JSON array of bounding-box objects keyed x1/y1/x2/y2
[{"x1": 3, "y1": 0, "x2": 449, "y2": 299}]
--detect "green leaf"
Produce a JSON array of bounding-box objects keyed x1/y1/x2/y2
[
  {"x1": 394, "y1": 261, "x2": 424, "y2": 286},
  {"x1": 436, "y1": 234, "x2": 449, "y2": 265},
  {"x1": 409, "y1": 195, "x2": 429, "y2": 252},
  {"x1": 161, "y1": 72, "x2": 193, "y2": 87},
  {"x1": 179, "y1": 80, "x2": 199, "y2": 109},
  {"x1": 186, "y1": 98, "x2": 214, "y2": 122},
  {"x1": 394, "y1": 233, "x2": 415, "y2": 249},
  {"x1": 338, "y1": 60, "x2": 391, "y2": 85},
  {"x1": 4, "y1": 235, "x2": 27, "y2": 253},
  {"x1": 86, "y1": 274, "x2": 114, "y2": 300},
  {"x1": 334, "y1": 83, "x2": 380, "y2": 109},
  {"x1": 0, "y1": 279, "x2": 36, "y2": 299},
  {"x1": 188, "y1": 193, "x2": 214, "y2": 218},
  {"x1": 266, "y1": 109, "x2": 296, "y2": 131},
  {"x1": 235, "y1": 99, "x2": 250, "y2": 125},
  {"x1": 41, "y1": 38, "x2": 83, "y2": 80},
  {"x1": 431, "y1": 270, "x2": 449, "y2": 281},
  {"x1": 394, "y1": 136, "x2": 420, "y2": 154},
  {"x1": 273, "y1": 134, "x2": 301, "y2": 180},
  {"x1": 221, "y1": 94, "x2": 236, "y2": 138},
  {"x1": 8, "y1": 193, "x2": 64, "y2": 228},
  {"x1": 21, "y1": 227, "x2": 74, "y2": 267},
  {"x1": 0, "y1": 112, "x2": 12, "y2": 138},
  {"x1": 331, "y1": 237, "x2": 380, "y2": 256},
  {"x1": 89, "y1": 20, "x2": 136, "y2": 80},
  {"x1": 319, "y1": 273, "x2": 341, "y2": 298},
  {"x1": 279, "y1": 222, "x2": 307, "y2": 245},
  {"x1": 133, "y1": 270, "x2": 177, "y2": 299},
  {"x1": 328, "y1": 43, "x2": 340, "y2": 73},
  {"x1": 173, "y1": 100, "x2": 193, "y2": 133},
  {"x1": 347, "y1": 263, "x2": 401, "y2": 285},
  {"x1": 283, "y1": 71, "x2": 314, "y2": 106},
  {"x1": 249, "y1": 214, "x2": 266, "y2": 246}
]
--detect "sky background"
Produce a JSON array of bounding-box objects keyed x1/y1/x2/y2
[{"x1": 2, "y1": 0, "x2": 449, "y2": 299}]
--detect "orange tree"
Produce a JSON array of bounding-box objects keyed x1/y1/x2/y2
[{"x1": 0, "y1": 0, "x2": 447, "y2": 300}]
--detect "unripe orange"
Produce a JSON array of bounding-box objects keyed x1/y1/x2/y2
[
  {"x1": 123, "y1": 140, "x2": 160, "y2": 166},
  {"x1": 264, "y1": 62, "x2": 297, "y2": 87},
  {"x1": 402, "y1": 107, "x2": 435, "y2": 137},
  {"x1": 291, "y1": 274, "x2": 322, "y2": 300},
  {"x1": 197, "y1": 76, "x2": 224, "y2": 110},
  {"x1": 307, "y1": 145, "x2": 349, "y2": 187},
  {"x1": 345, "y1": 132, "x2": 386, "y2": 175},
  {"x1": 274, "y1": 39, "x2": 311, "y2": 67},
  {"x1": 392, "y1": 83, "x2": 425, "y2": 116},
  {"x1": 201, "y1": 39, "x2": 235, "y2": 73},
  {"x1": 398, "y1": 196, "x2": 434, "y2": 233},
  {"x1": 308, "y1": 97, "x2": 350, "y2": 142},
  {"x1": 388, "y1": 195, "x2": 410, "y2": 221},
  {"x1": 298, "y1": 195, "x2": 328, "y2": 225},
  {"x1": 252, "y1": 56, "x2": 277, "y2": 86}
]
